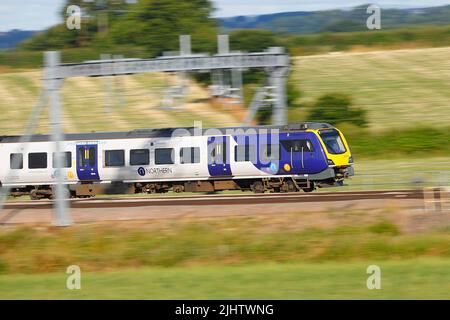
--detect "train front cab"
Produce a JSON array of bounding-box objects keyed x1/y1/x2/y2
[{"x1": 312, "y1": 127, "x2": 354, "y2": 185}]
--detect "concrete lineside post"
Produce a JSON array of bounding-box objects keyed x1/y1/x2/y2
[{"x1": 44, "y1": 51, "x2": 72, "y2": 226}]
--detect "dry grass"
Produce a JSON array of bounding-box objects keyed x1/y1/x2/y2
[
  {"x1": 1, "y1": 206, "x2": 450, "y2": 274},
  {"x1": 291, "y1": 47, "x2": 450, "y2": 131},
  {"x1": 1, "y1": 47, "x2": 449, "y2": 135},
  {"x1": 0, "y1": 71, "x2": 240, "y2": 135}
]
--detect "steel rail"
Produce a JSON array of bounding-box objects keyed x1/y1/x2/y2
[{"x1": 2, "y1": 189, "x2": 423, "y2": 210}]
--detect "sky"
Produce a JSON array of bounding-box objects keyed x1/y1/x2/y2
[{"x1": 0, "y1": 0, "x2": 449, "y2": 31}]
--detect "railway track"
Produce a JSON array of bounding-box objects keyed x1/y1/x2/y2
[{"x1": 2, "y1": 189, "x2": 423, "y2": 210}]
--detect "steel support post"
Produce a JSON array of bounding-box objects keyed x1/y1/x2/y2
[
  {"x1": 270, "y1": 67, "x2": 289, "y2": 125},
  {"x1": 44, "y1": 51, "x2": 71, "y2": 227}
]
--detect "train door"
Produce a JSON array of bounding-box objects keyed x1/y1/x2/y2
[
  {"x1": 76, "y1": 143, "x2": 100, "y2": 181},
  {"x1": 280, "y1": 138, "x2": 315, "y2": 174},
  {"x1": 207, "y1": 136, "x2": 232, "y2": 177}
]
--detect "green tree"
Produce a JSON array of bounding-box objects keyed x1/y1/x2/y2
[
  {"x1": 110, "y1": 0, "x2": 217, "y2": 57},
  {"x1": 21, "y1": 0, "x2": 217, "y2": 53},
  {"x1": 20, "y1": 0, "x2": 124, "y2": 50},
  {"x1": 20, "y1": 24, "x2": 82, "y2": 50},
  {"x1": 321, "y1": 19, "x2": 365, "y2": 33},
  {"x1": 229, "y1": 29, "x2": 280, "y2": 52},
  {"x1": 286, "y1": 79, "x2": 302, "y2": 108},
  {"x1": 307, "y1": 93, "x2": 367, "y2": 127}
]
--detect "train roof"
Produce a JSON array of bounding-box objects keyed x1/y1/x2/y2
[{"x1": 0, "y1": 122, "x2": 334, "y2": 143}]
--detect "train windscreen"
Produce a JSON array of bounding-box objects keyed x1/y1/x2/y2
[{"x1": 319, "y1": 129, "x2": 346, "y2": 154}]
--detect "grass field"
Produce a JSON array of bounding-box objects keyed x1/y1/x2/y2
[
  {"x1": 1, "y1": 170, "x2": 449, "y2": 299},
  {"x1": 1, "y1": 215, "x2": 450, "y2": 299},
  {"x1": 344, "y1": 157, "x2": 450, "y2": 190},
  {"x1": 1, "y1": 211, "x2": 450, "y2": 273},
  {"x1": 290, "y1": 47, "x2": 450, "y2": 131},
  {"x1": 1, "y1": 259, "x2": 450, "y2": 299},
  {"x1": 1, "y1": 41, "x2": 449, "y2": 300},
  {"x1": 0, "y1": 47, "x2": 449, "y2": 135},
  {"x1": 0, "y1": 70, "x2": 239, "y2": 135}
]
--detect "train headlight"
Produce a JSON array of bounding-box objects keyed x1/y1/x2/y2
[{"x1": 327, "y1": 159, "x2": 335, "y2": 165}]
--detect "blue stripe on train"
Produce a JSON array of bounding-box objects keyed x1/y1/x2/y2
[{"x1": 231, "y1": 131, "x2": 328, "y2": 176}]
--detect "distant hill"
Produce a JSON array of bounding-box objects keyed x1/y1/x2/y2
[
  {"x1": 0, "y1": 30, "x2": 38, "y2": 49},
  {"x1": 219, "y1": 5, "x2": 450, "y2": 34}
]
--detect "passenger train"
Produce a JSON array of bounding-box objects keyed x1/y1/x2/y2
[{"x1": 0, "y1": 123, "x2": 354, "y2": 199}]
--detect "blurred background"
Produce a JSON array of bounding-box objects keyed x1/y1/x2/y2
[{"x1": 0, "y1": 0, "x2": 449, "y2": 299}]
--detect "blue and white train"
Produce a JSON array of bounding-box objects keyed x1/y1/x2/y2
[{"x1": 0, "y1": 123, "x2": 354, "y2": 199}]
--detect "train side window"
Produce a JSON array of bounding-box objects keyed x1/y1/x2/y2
[
  {"x1": 180, "y1": 147, "x2": 200, "y2": 164},
  {"x1": 234, "y1": 145, "x2": 256, "y2": 162},
  {"x1": 10, "y1": 153, "x2": 23, "y2": 169},
  {"x1": 52, "y1": 151, "x2": 72, "y2": 168},
  {"x1": 28, "y1": 152, "x2": 47, "y2": 169},
  {"x1": 280, "y1": 140, "x2": 314, "y2": 152},
  {"x1": 105, "y1": 150, "x2": 125, "y2": 167},
  {"x1": 130, "y1": 149, "x2": 149, "y2": 166},
  {"x1": 155, "y1": 148, "x2": 174, "y2": 165},
  {"x1": 319, "y1": 129, "x2": 346, "y2": 154}
]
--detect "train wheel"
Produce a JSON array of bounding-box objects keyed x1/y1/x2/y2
[
  {"x1": 281, "y1": 181, "x2": 296, "y2": 193},
  {"x1": 251, "y1": 181, "x2": 265, "y2": 193},
  {"x1": 302, "y1": 182, "x2": 315, "y2": 193},
  {"x1": 30, "y1": 189, "x2": 40, "y2": 200},
  {"x1": 49, "y1": 187, "x2": 71, "y2": 200},
  {"x1": 173, "y1": 185, "x2": 184, "y2": 193}
]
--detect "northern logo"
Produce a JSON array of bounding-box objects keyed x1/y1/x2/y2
[
  {"x1": 137, "y1": 167, "x2": 173, "y2": 176},
  {"x1": 137, "y1": 167, "x2": 146, "y2": 176}
]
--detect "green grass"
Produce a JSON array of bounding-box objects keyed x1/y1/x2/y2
[
  {"x1": 346, "y1": 127, "x2": 450, "y2": 158},
  {"x1": 284, "y1": 25, "x2": 450, "y2": 56},
  {"x1": 1, "y1": 199, "x2": 450, "y2": 299},
  {"x1": 342, "y1": 156, "x2": 450, "y2": 191},
  {"x1": 0, "y1": 46, "x2": 153, "y2": 69},
  {"x1": 1, "y1": 259, "x2": 450, "y2": 299},
  {"x1": 2, "y1": 216, "x2": 450, "y2": 275}
]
